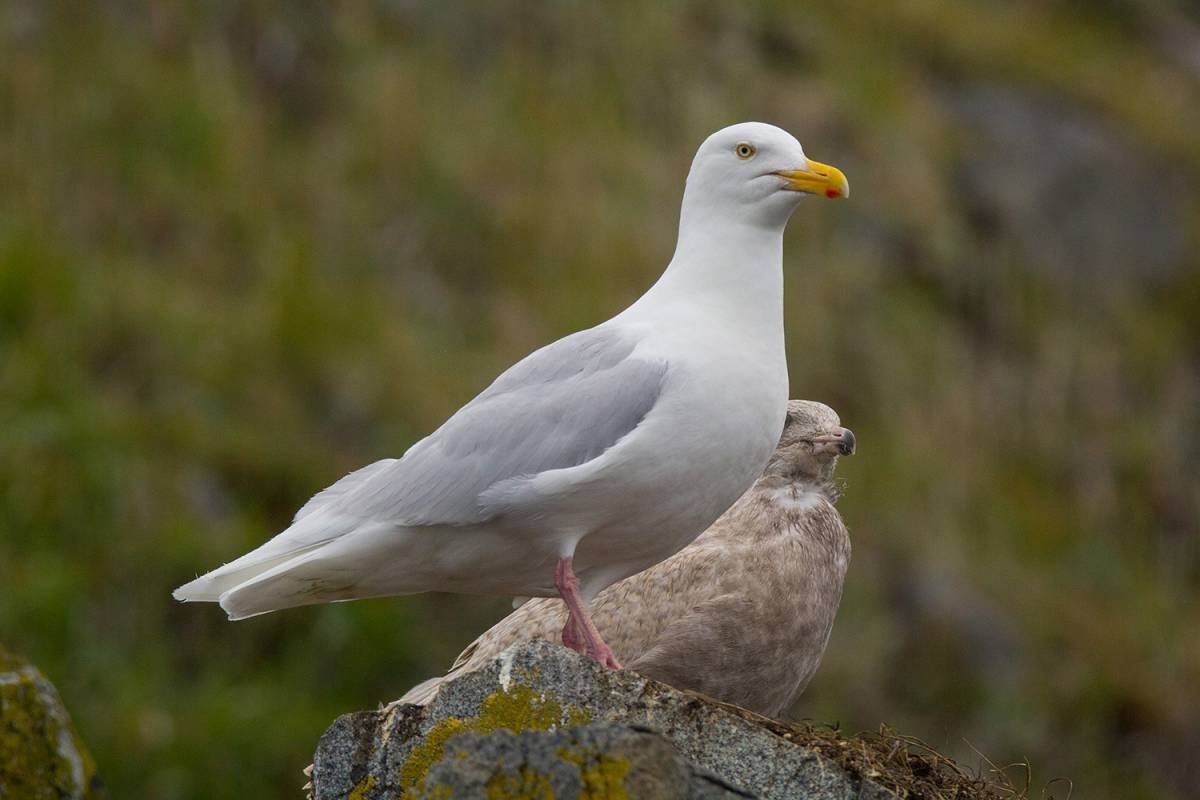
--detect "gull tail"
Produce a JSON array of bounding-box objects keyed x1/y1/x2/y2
[
  {"x1": 172, "y1": 510, "x2": 357, "y2": 613},
  {"x1": 214, "y1": 548, "x2": 352, "y2": 621},
  {"x1": 172, "y1": 543, "x2": 327, "y2": 604},
  {"x1": 212, "y1": 521, "x2": 406, "y2": 620}
]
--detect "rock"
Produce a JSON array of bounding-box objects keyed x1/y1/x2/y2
[
  {"x1": 0, "y1": 646, "x2": 105, "y2": 800},
  {"x1": 424, "y1": 724, "x2": 750, "y2": 799},
  {"x1": 946, "y1": 84, "x2": 1192, "y2": 286},
  {"x1": 310, "y1": 639, "x2": 1002, "y2": 799}
]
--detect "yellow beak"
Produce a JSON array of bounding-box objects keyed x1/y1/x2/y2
[{"x1": 775, "y1": 158, "x2": 850, "y2": 199}]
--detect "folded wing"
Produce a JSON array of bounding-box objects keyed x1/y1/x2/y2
[{"x1": 173, "y1": 326, "x2": 668, "y2": 607}]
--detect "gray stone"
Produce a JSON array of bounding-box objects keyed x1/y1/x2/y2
[
  {"x1": 423, "y1": 724, "x2": 751, "y2": 800},
  {"x1": 310, "y1": 639, "x2": 896, "y2": 800}
]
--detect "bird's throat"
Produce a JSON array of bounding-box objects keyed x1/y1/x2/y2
[{"x1": 650, "y1": 221, "x2": 785, "y2": 338}]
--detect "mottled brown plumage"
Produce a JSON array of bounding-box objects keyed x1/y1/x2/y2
[{"x1": 397, "y1": 400, "x2": 854, "y2": 717}]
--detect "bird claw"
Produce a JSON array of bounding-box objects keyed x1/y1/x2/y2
[
  {"x1": 591, "y1": 647, "x2": 622, "y2": 669},
  {"x1": 561, "y1": 623, "x2": 621, "y2": 668}
]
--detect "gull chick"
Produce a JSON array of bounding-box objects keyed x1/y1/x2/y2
[
  {"x1": 173, "y1": 124, "x2": 849, "y2": 668},
  {"x1": 398, "y1": 400, "x2": 855, "y2": 717}
]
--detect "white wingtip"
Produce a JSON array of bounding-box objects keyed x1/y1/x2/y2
[
  {"x1": 218, "y1": 583, "x2": 282, "y2": 620},
  {"x1": 172, "y1": 576, "x2": 220, "y2": 603}
]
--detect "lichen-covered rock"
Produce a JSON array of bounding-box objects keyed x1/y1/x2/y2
[
  {"x1": 310, "y1": 640, "x2": 897, "y2": 800},
  {"x1": 0, "y1": 646, "x2": 105, "y2": 800},
  {"x1": 423, "y1": 724, "x2": 751, "y2": 799}
]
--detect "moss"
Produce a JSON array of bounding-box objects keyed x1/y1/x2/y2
[
  {"x1": 0, "y1": 647, "x2": 104, "y2": 800},
  {"x1": 399, "y1": 683, "x2": 591, "y2": 798}
]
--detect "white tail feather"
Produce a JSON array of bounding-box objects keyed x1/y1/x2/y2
[
  {"x1": 171, "y1": 510, "x2": 357, "y2": 607},
  {"x1": 172, "y1": 544, "x2": 327, "y2": 603}
]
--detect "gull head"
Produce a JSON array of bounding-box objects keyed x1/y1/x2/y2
[
  {"x1": 682, "y1": 122, "x2": 849, "y2": 231},
  {"x1": 764, "y1": 400, "x2": 856, "y2": 486}
]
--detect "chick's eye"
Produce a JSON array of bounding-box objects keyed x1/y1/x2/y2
[{"x1": 735, "y1": 142, "x2": 756, "y2": 159}]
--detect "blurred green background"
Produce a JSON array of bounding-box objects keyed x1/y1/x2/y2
[{"x1": 3, "y1": 1, "x2": 1198, "y2": 797}]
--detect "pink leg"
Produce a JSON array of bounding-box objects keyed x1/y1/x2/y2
[
  {"x1": 554, "y1": 561, "x2": 589, "y2": 655},
  {"x1": 555, "y1": 556, "x2": 622, "y2": 669},
  {"x1": 560, "y1": 614, "x2": 584, "y2": 652}
]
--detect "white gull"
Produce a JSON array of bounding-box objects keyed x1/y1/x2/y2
[{"x1": 173, "y1": 122, "x2": 849, "y2": 667}]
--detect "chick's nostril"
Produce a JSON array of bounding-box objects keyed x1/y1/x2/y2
[{"x1": 838, "y1": 429, "x2": 856, "y2": 456}]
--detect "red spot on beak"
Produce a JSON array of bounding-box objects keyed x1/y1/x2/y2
[{"x1": 825, "y1": 188, "x2": 840, "y2": 199}]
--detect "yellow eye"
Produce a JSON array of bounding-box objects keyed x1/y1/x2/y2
[{"x1": 735, "y1": 142, "x2": 756, "y2": 159}]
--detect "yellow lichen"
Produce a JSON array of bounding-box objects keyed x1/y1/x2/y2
[
  {"x1": 348, "y1": 774, "x2": 376, "y2": 800},
  {"x1": 556, "y1": 746, "x2": 631, "y2": 799},
  {"x1": 470, "y1": 744, "x2": 632, "y2": 799},
  {"x1": 401, "y1": 683, "x2": 591, "y2": 798},
  {"x1": 485, "y1": 766, "x2": 555, "y2": 800},
  {"x1": 399, "y1": 717, "x2": 468, "y2": 791},
  {"x1": 477, "y1": 685, "x2": 591, "y2": 732}
]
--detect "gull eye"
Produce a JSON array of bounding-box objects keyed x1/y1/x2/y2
[{"x1": 735, "y1": 142, "x2": 756, "y2": 159}]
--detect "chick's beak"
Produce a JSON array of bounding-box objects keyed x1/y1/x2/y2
[
  {"x1": 810, "y1": 427, "x2": 856, "y2": 456},
  {"x1": 775, "y1": 158, "x2": 850, "y2": 199}
]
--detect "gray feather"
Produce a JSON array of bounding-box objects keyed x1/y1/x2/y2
[
  {"x1": 293, "y1": 459, "x2": 398, "y2": 522},
  {"x1": 322, "y1": 327, "x2": 667, "y2": 527}
]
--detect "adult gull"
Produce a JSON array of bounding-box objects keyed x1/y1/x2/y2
[
  {"x1": 173, "y1": 122, "x2": 849, "y2": 668},
  {"x1": 395, "y1": 400, "x2": 855, "y2": 716}
]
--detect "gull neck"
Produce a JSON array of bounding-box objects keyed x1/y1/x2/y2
[{"x1": 630, "y1": 210, "x2": 787, "y2": 335}]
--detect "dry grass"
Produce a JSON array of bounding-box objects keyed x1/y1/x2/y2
[{"x1": 706, "y1": 695, "x2": 1053, "y2": 800}]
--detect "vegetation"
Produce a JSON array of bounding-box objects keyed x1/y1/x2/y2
[{"x1": 2, "y1": 2, "x2": 1197, "y2": 797}]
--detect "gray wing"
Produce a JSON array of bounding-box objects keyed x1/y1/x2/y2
[
  {"x1": 314, "y1": 326, "x2": 667, "y2": 527},
  {"x1": 292, "y1": 459, "x2": 397, "y2": 522}
]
